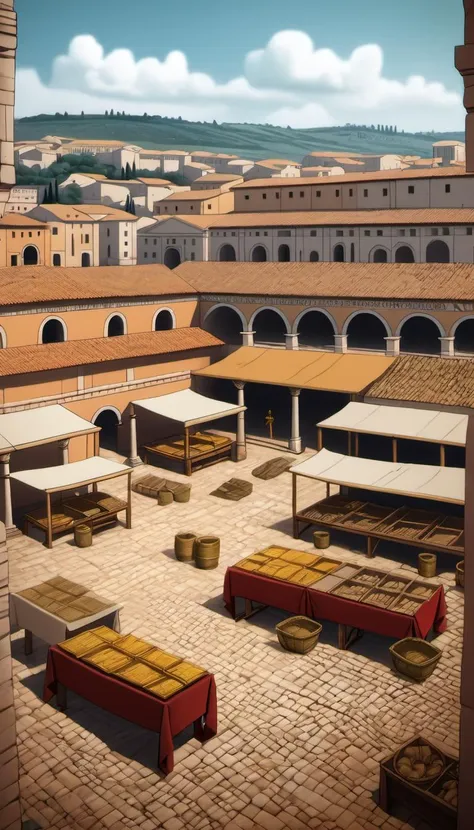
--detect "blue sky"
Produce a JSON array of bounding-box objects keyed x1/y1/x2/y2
[{"x1": 14, "y1": 0, "x2": 465, "y2": 131}]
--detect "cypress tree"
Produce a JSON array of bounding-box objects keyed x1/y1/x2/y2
[
  {"x1": 125, "y1": 162, "x2": 132, "y2": 179},
  {"x1": 130, "y1": 197, "x2": 136, "y2": 215},
  {"x1": 121, "y1": 166, "x2": 125, "y2": 179},
  {"x1": 132, "y1": 161, "x2": 136, "y2": 177},
  {"x1": 125, "y1": 193, "x2": 130, "y2": 212},
  {"x1": 54, "y1": 178, "x2": 59, "y2": 203},
  {"x1": 47, "y1": 181, "x2": 54, "y2": 203}
]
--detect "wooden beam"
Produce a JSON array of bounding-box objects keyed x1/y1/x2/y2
[
  {"x1": 440, "y1": 444, "x2": 446, "y2": 467},
  {"x1": 94, "y1": 431, "x2": 99, "y2": 456},
  {"x1": 354, "y1": 432, "x2": 359, "y2": 457},
  {"x1": 126, "y1": 471, "x2": 132, "y2": 529},
  {"x1": 184, "y1": 427, "x2": 191, "y2": 476},
  {"x1": 317, "y1": 427, "x2": 323, "y2": 451},
  {"x1": 392, "y1": 437, "x2": 397, "y2": 463}
]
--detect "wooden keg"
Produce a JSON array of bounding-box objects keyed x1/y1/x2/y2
[
  {"x1": 418, "y1": 553, "x2": 437, "y2": 578},
  {"x1": 158, "y1": 489, "x2": 173, "y2": 506},
  {"x1": 74, "y1": 524, "x2": 92, "y2": 548},
  {"x1": 194, "y1": 536, "x2": 220, "y2": 570},
  {"x1": 456, "y1": 560, "x2": 465, "y2": 588},
  {"x1": 313, "y1": 530, "x2": 330, "y2": 550},
  {"x1": 174, "y1": 532, "x2": 197, "y2": 562}
]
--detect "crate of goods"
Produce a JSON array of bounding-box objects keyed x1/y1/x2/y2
[
  {"x1": 394, "y1": 739, "x2": 445, "y2": 783},
  {"x1": 363, "y1": 588, "x2": 397, "y2": 609},
  {"x1": 391, "y1": 595, "x2": 425, "y2": 616},
  {"x1": 379, "y1": 574, "x2": 413, "y2": 593},
  {"x1": 276, "y1": 616, "x2": 322, "y2": 654},
  {"x1": 353, "y1": 568, "x2": 384, "y2": 587},
  {"x1": 390, "y1": 637, "x2": 442, "y2": 681},
  {"x1": 330, "y1": 580, "x2": 369, "y2": 602}
]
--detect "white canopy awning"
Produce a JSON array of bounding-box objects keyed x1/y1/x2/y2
[
  {"x1": 317, "y1": 402, "x2": 467, "y2": 447},
  {"x1": 0, "y1": 405, "x2": 98, "y2": 453},
  {"x1": 290, "y1": 448, "x2": 465, "y2": 504},
  {"x1": 133, "y1": 388, "x2": 245, "y2": 428},
  {"x1": 11, "y1": 456, "x2": 130, "y2": 494}
]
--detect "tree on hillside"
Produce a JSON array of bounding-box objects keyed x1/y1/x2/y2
[
  {"x1": 125, "y1": 193, "x2": 130, "y2": 212},
  {"x1": 54, "y1": 178, "x2": 59, "y2": 203},
  {"x1": 61, "y1": 183, "x2": 82, "y2": 204},
  {"x1": 105, "y1": 110, "x2": 109, "y2": 117},
  {"x1": 64, "y1": 112, "x2": 68, "y2": 117},
  {"x1": 110, "y1": 109, "x2": 114, "y2": 117},
  {"x1": 121, "y1": 166, "x2": 125, "y2": 179},
  {"x1": 132, "y1": 161, "x2": 136, "y2": 177},
  {"x1": 125, "y1": 162, "x2": 132, "y2": 179},
  {"x1": 81, "y1": 111, "x2": 85, "y2": 118}
]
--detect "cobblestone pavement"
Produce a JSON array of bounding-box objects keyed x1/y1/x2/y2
[{"x1": 8, "y1": 443, "x2": 462, "y2": 830}]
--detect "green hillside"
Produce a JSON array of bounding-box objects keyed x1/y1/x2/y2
[{"x1": 14, "y1": 114, "x2": 465, "y2": 161}]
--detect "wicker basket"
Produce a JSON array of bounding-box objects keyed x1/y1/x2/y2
[
  {"x1": 74, "y1": 524, "x2": 92, "y2": 548},
  {"x1": 418, "y1": 553, "x2": 437, "y2": 578},
  {"x1": 313, "y1": 530, "x2": 330, "y2": 549},
  {"x1": 455, "y1": 560, "x2": 464, "y2": 588},
  {"x1": 389, "y1": 637, "x2": 442, "y2": 682},
  {"x1": 174, "y1": 532, "x2": 197, "y2": 562},
  {"x1": 276, "y1": 616, "x2": 322, "y2": 654},
  {"x1": 158, "y1": 489, "x2": 173, "y2": 506},
  {"x1": 173, "y1": 485, "x2": 191, "y2": 504},
  {"x1": 194, "y1": 536, "x2": 220, "y2": 569},
  {"x1": 393, "y1": 739, "x2": 446, "y2": 783}
]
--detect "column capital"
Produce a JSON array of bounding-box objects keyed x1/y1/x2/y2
[
  {"x1": 289, "y1": 387, "x2": 301, "y2": 397},
  {"x1": 334, "y1": 334, "x2": 348, "y2": 354},
  {"x1": 285, "y1": 333, "x2": 299, "y2": 351},
  {"x1": 384, "y1": 335, "x2": 401, "y2": 357},
  {"x1": 0, "y1": 452, "x2": 11, "y2": 464},
  {"x1": 233, "y1": 380, "x2": 246, "y2": 390},
  {"x1": 58, "y1": 438, "x2": 70, "y2": 449},
  {"x1": 241, "y1": 330, "x2": 255, "y2": 347},
  {"x1": 439, "y1": 336, "x2": 455, "y2": 357}
]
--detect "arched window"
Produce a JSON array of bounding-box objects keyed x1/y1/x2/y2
[
  {"x1": 395, "y1": 245, "x2": 415, "y2": 263},
  {"x1": 373, "y1": 248, "x2": 388, "y2": 263},
  {"x1": 164, "y1": 247, "x2": 181, "y2": 269},
  {"x1": 346, "y1": 313, "x2": 388, "y2": 351},
  {"x1": 219, "y1": 244, "x2": 236, "y2": 262},
  {"x1": 52, "y1": 253, "x2": 61, "y2": 266},
  {"x1": 251, "y1": 245, "x2": 267, "y2": 262},
  {"x1": 399, "y1": 316, "x2": 442, "y2": 354},
  {"x1": 297, "y1": 310, "x2": 335, "y2": 349},
  {"x1": 454, "y1": 318, "x2": 474, "y2": 354},
  {"x1": 107, "y1": 314, "x2": 125, "y2": 337},
  {"x1": 93, "y1": 408, "x2": 121, "y2": 452},
  {"x1": 154, "y1": 310, "x2": 174, "y2": 331},
  {"x1": 22, "y1": 245, "x2": 38, "y2": 265},
  {"x1": 333, "y1": 244, "x2": 345, "y2": 262},
  {"x1": 278, "y1": 244, "x2": 290, "y2": 262},
  {"x1": 81, "y1": 252, "x2": 91, "y2": 267},
  {"x1": 426, "y1": 240, "x2": 450, "y2": 263},
  {"x1": 309, "y1": 251, "x2": 319, "y2": 262},
  {"x1": 41, "y1": 318, "x2": 66, "y2": 344},
  {"x1": 252, "y1": 309, "x2": 288, "y2": 345},
  {"x1": 204, "y1": 306, "x2": 244, "y2": 345}
]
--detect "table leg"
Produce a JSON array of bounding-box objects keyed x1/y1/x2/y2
[
  {"x1": 24, "y1": 629, "x2": 33, "y2": 655},
  {"x1": 367, "y1": 536, "x2": 374, "y2": 558},
  {"x1": 338, "y1": 625, "x2": 364, "y2": 650},
  {"x1": 56, "y1": 682, "x2": 67, "y2": 711},
  {"x1": 338, "y1": 624, "x2": 347, "y2": 649}
]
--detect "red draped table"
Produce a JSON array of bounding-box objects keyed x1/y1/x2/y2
[
  {"x1": 223, "y1": 567, "x2": 447, "y2": 648},
  {"x1": 43, "y1": 645, "x2": 217, "y2": 774}
]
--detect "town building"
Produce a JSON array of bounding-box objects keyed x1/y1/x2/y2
[
  {"x1": 14, "y1": 143, "x2": 57, "y2": 170},
  {"x1": 244, "y1": 159, "x2": 301, "y2": 179},
  {"x1": 300, "y1": 165, "x2": 346, "y2": 177},
  {"x1": 189, "y1": 151, "x2": 239, "y2": 172},
  {"x1": 182, "y1": 161, "x2": 215, "y2": 181},
  {"x1": 154, "y1": 189, "x2": 234, "y2": 217},
  {"x1": 301, "y1": 152, "x2": 403, "y2": 173},
  {"x1": 5, "y1": 184, "x2": 40, "y2": 213},
  {"x1": 190, "y1": 173, "x2": 244, "y2": 191},
  {"x1": 433, "y1": 140, "x2": 466, "y2": 166},
  {"x1": 0, "y1": 213, "x2": 50, "y2": 266}
]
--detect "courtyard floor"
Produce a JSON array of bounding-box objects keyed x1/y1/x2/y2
[{"x1": 8, "y1": 442, "x2": 462, "y2": 830}]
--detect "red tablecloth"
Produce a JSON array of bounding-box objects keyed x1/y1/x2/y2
[
  {"x1": 223, "y1": 567, "x2": 447, "y2": 639},
  {"x1": 43, "y1": 646, "x2": 217, "y2": 774}
]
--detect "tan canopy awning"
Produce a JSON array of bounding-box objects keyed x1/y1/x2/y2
[
  {"x1": 11, "y1": 456, "x2": 130, "y2": 494},
  {"x1": 0, "y1": 405, "x2": 98, "y2": 453},
  {"x1": 133, "y1": 388, "x2": 245, "y2": 428},
  {"x1": 194, "y1": 347, "x2": 394, "y2": 394}
]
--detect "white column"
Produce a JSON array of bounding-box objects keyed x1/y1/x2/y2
[
  {"x1": 126, "y1": 412, "x2": 142, "y2": 467},
  {"x1": 285, "y1": 333, "x2": 299, "y2": 350},
  {"x1": 241, "y1": 330, "x2": 255, "y2": 347},
  {"x1": 334, "y1": 334, "x2": 348, "y2": 354},
  {"x1": 58, "y1": 439, "x2": 69, "y2": 464},
  {"x1": 439, "y1": 336, "x2": 455, "y2": 357},
  {"x1": 0, "y1": 454, "x2": 14, "y2": 533},
  {"x1": 233, "y1": 381, "x2": 247, "y2": 461},
  {"x1": 384, "y1": 336, "x2": 401, "y2": 357},
  {"x1": 289, "y1": 388, "x2": 302, "y2": 454}
]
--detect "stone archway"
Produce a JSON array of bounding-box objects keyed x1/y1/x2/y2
[
  {"x1": 218, "y1": 244, "x2": 236, "y2": 262},
  {"x1": 22, "y1": 245, "x2": 39, "y2": 265},
  {"x1": 252, "y1": 308, "x2": 288, "y2": 345},
  {"x1": 426, "y1": 240, "x2": 450, "y2": 263},
  {"x1": 278, "y1": 244, "x2": 290, "y2": 262},
  {"x1": 399, "y1": 315, "x2": 442, "y2": 354},
  {"x1": 93, "y1": 408, "x2": 121, "y2": 451},
  {"x1": 296, "y1": 310, "x2": 336, "y2": 349},
  {"x1": 164, "y1": 247, "x2": 181, "y2": 269},
  {"x1": 333, "y1": 244, "x2": 345, "y2": 262},
  {"x1": 251, "y1": 245, "x2": 267, "y2": 262},
  {"x1": 346, "y1": 312, "x2": 389, "y2": 351},
  {"x1": 395, "y1": 245, "x2": 415, "y2": 263},
  {"x1": 204, "y1": 305, "x2": 245, "y2": 344}
]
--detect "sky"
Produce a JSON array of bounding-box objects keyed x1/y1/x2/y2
[{"x1": 14, "y1": 0, "x2": 466, "y2": 132}]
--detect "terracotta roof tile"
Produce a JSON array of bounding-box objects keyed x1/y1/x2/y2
[
  {"x1": 192, "y1": 173, "x2": 243, "y2": 183},
  {"x1": 233, "y1": 166, "x2": 468, "y2": 189},
  {"x1": 160, "y1": 189, "x2": 225, "y2": 201},
  {"x1": 175, "y1": 261, "x2": 474, "y2": 301},
  {"x1": 0, "y1": 328, "x2": 222, "y2": 378},
  {"x1": 137, "y1": 177, "x2": 174, "y2": 185},
  {"x1": 0, "y1": 214, "x2": 47, "y2": 228},
  {"x1": 365, "y1": 355, "x2": 474, "y2": 409},
  {"x1": 0, "y1": 265, "x2": 195, "y2": 307}
]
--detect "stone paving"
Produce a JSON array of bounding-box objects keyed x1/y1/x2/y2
[{"x1": 8, "y1": 442, "x2": 463, "y2": 830}]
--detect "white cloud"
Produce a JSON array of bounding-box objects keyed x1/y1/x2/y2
[{"x1": 15, "y1": 31, "x2": 464, "y2": 132}]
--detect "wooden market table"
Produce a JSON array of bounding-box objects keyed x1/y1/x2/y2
[
  {"x1": 43, "y1": 645, "x2": 217, "y2": 774},
  {"x1": 141, "y1": 430, "x2": 233, "y2": 477},
  {"x1": 24, "y1": 491, "x2": 128, "y2": 548}
]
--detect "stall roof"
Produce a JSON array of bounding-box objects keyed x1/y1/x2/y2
[
  {"x1": 0, "y1": 405, "x2": 98, "y2": 453},
  {"x1": 132, "y1": 388, "x2": 245, "y2": 428},
  {"x1": 317, "y1": 402, "x2": 468, "y2": 447},
  {"x1": 10, "y1": 456, "x2": 130, "y2": 494},
  {"x1": 195, "y1": 347, "x2": 394, "y2": 394},
  {"x1": 290, "y1": 448, "x2": 464, "y2": 504}
]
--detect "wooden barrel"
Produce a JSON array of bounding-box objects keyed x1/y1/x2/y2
[
  {"x1": 313, "y1": 530, "x2": 330, "y2": 550},
  {"x1": 74, "y1": 524, "x2": 92, "y2": 548},
  {"x1": 174, "y1": 532, "x2": 197, "y2": 562},
  {"x1": 418, "y1": 553, "x2": 437, "y2": 578},
  {"x1": 456, "y1": 560, "x2": 465, "y2": 588},
  {"x1": 194, "y1": 536, "x2": 220, "y2": 570},
  {"x1": 174, "y1": 485, "x2": 191, "y2": 503},
  {"x1": 158, "y1": 489, "x2": 173, "y2": 506}
]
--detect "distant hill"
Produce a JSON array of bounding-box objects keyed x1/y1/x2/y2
[{"x1": 15, "y1": 114, "x2": 465, "y2": 160}]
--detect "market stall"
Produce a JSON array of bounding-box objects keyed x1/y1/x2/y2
[
  {"x1": 291, "y1": 449, "x2": 465, "y2": 557},
  {"x1": 316, "y1": 402, "x2": 467, "y2": 465},
  {"x1": 132, "y1": 389, "x2": 246, "y2": 476},
  {"x1": 12, "y1": 456, "x2": 132, "y2": 548}
]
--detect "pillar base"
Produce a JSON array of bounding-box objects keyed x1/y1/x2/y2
[
  {"x1": 6, "y1": 524, "x2": 20, "y2": 538},
  {"x1": 234, "y1": 444, "x2": 247, "y2": 462},
  {"x1": 288, "y1": 437, "x2": 303, "y2": 454},
  {"x1": 439, "y1": 336, "x2": 455, "y2": 357},
  {"x1": 241, "y1": 330, "x2": 255, "y2": 347},
  {"x1": 384, "y1": 336, "x2": 401, "y2": 357},
  {"x1": 125, "y1": 456, "x2": 143, "y2": 468},
  {"x1": 285, "y1": 333, "x2": 299, "y2": 350},
  {"x1": 334, "y1": 334, "x2": 348, "y2": 354}
]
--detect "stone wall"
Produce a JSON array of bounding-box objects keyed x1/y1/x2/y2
[{"x1": 0, "y1": 0, "x2": 16, "y2": 217}]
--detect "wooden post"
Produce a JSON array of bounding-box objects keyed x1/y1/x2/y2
[
  {"x1": 392, "y1": 438, "x2": 397, "y2": 462},
  {"x1": 292, "y1": 473, "x2": 298, "y2": 538},
  {"x1": 355, "y1": 433, "x2": 359, "y2": 457},
  {"x1": 126, "y1": 472, "x2": 132, "y2": 529},
  {"x1": 347, "y1": 431, "x2": 351, "y2": 456},
  {"x1": 92, "y1": 481, "x2": 98, "y2": 493},
  {"x1": 440, "y1": 444, "x2": 446, "y2": 467},
  {"x1": 94, "y1": 431, "x2": 99, "y2": 456},
  {"x1": 46, "y1": 491, "x2": 52, "y2": 549},
  {"x1": 326, "y1": 482, "x2": 330, "y2": 498},
  {"x1": 317, "y1": 427, "x2": 323, "y2": 451},
  {"x1": 184, "y1": 427, "x2": 191, "y2": 476}
]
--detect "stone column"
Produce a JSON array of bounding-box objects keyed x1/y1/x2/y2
[
  {"x1": 126, "y1": 411, "x2": 142, "y2": 467},
  {"x1": 289, "y1": 388, "x2": 302, "y2": 453},
  {"x1": 233, "y1": 381, "x2": 247, "y2": 461},
  {"x1": 285, "y1": 333, "x2": 299, "y2": 350},
  {"x1": 334, "y1": 334, "x2": 348, "y2": 354},
  {"x1": 0, "y1": 453, "x2": 13, "y2": 533},
  {"x1": 241, "y1": 330, "x2": 255, "y2": 347},
  {"x1": 0, "y1": 1, "x2": 17, "y2": 217},
  {"x1": 58, "y1": 439, "x2": 69, "y2": 464},
  {"x1": 384, "y1": 336, "x2": 401, "y2": 357},
  {"x1": 439, "y1": 336, "x2": 455, "y2": 357}
]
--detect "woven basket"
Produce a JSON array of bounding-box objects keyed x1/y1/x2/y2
[
  {"x1": 173, "y1": 485, "x2": 191, "y2": 503},
  {"x1": 313, "y1": 530, "x2": 330, "y2": 549},
  {"x1": 418, "y1": 553, "x2": 437, "y2": 578},
  {"x1": 194, "y1": 536, "x2": 220, "y2": 570},
  {"x1": 74, "y1": 524, "x2": 92, "y2": 548},
  {"x1": 389, "y1": 637, "x2": 442, "y2": 682},
  {"x1": 455, "y1": 560, "x2": 464, "y2": 588},
  {"x1": 174, "y1": 532, "x2": 197, "y2": 561},
  {"x1": 158, "y1": 489, "x2": 173, "y2": 506},
  {"x1": 276, "y1": 616, "x2": 322, "y2": 654}
]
